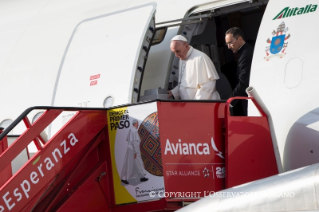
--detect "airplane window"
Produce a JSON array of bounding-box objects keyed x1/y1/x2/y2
[
  {"x1": 0, "y1": 119, "x2": 13, "y2": 128},
  {"x1": 0, "y1": 119, "x2": 13, "y2": 134},
  {"x1": 32, "y1": 112, "x2": 44, "y2": 124},
  {"x1": 103, "y1": 96, "x2": 114, "y2": 108},
  {"x1": 152, "y1": 27, "x2": 167, "y2": 46}
]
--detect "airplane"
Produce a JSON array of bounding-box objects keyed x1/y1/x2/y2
[
  {"x1": 0, "y1": 0, "x2": 259, "y2": 134},
  {"x1": 0, "y1": 0, "x2": 319, "y2": 210}
]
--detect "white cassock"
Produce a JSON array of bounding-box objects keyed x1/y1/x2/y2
[
  {"x1": 121, "y1": 128, "x2": 146, "y2": 181},
  {"x1": 171, "y1": 46, "x2": 220, "y2": 100}
]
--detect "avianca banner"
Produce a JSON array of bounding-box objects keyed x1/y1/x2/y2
[
  {"x1": 157, "y1": 102, "x2": 225, "y2": 195},
  {"x1": 107, "y1": 102, "x2": 164, "y2": 205}
]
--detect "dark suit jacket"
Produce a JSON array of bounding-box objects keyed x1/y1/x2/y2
[{"x1": 232, "y1": 43, "x2": 253, "y2": 116}]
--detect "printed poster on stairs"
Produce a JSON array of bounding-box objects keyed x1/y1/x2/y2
[{"x1": 107, "y1": 102, "x2": 164, "y2": 204}]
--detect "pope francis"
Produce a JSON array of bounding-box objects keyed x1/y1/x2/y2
[
  {"x1": 167, "y1": 35, "x2": 220, "y2": 100},
  {"x1": 120, "y1": 118, "x2": 148, "y2": 185}
]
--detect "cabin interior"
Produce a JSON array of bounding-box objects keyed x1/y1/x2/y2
[{"x1": 139, "y1": 0, "x2": 268, "y2": 102}]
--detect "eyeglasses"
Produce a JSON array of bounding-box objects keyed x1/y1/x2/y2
[{"x1": 225, "y1": 38, "x2": 237, "y2": 46}]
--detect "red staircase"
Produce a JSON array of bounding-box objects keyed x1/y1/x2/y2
[{"x1": 0, "y1": 98, "x2": 279, "y2": 211}]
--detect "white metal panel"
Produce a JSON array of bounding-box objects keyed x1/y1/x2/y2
[
  {"x1": 52, "y1": 3, "x2": 156, "y2": 107},
  {"x1": 189, "y1": 0, "x2": 250, "y2": 15},
  {"x1": 249, "y1": 0, "x2": 319, "y2": 171},
  {"x1": 0, "y1": 0, "x2": 130, "y2": 133},
  {"x1": 177, "y1": 163, "x2": 319, "y2": 212}
]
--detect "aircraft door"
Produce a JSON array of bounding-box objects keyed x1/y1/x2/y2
[{"x1": 52, "y1": 3, "x2": 156, "y2": 108}]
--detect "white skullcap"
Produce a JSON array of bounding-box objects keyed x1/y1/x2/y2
[
  {"x1": 171, "y1": 35, "x2": 188, "y2": 42},
  {"x1": 132, "y1": 118, "x2": 138, "y2": 124}
]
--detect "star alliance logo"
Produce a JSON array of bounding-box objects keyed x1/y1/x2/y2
[{"x1": 203, "y1": 167, "x2": 209, "y2": 178}]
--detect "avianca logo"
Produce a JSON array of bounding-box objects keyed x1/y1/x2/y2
[
  {"x1": 273, "y1": 4, "x2": 317, "y2": 20},
  {"x1": 164, "y1": 137, "x2": 224, "y2": 159}
]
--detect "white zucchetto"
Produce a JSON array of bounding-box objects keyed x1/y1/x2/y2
[
  {"x1": 132, "y1": 118, "x2": 138, "y2": 125},
  {"x1": 171, "y1": 35, "x2": 188, "y2": 42}
]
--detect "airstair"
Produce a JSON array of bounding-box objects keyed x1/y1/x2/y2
[{"x1": 0, "y1": 98, "x2": 278, "y2": 211}]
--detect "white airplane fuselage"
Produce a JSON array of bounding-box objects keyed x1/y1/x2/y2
[{"x1": 1, "y1": 0, "x2": 319, "y2": 210}]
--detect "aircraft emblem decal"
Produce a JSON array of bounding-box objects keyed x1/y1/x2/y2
[
  {"x1": 211, "y1": 137, "x2": 224, "y2": 159},
  {"x1": 264, "y1": 21, "x2": 290, "y2": 61}
]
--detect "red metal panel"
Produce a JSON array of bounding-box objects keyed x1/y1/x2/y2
[
  {"x1": 56, "y1": 162, "x2": 110, "y2": 212},
  {"x1": 225, "y1": 97, "x2": 278, "y2": 188},
  {"x1": 0, "y1": 129, "x2": 11, "y2": 188},
  {"x1": 0, "y1": 129, "x2": 8, "y2": 152},
  {"x1": 23, "y1": 117, "x2": 43, "y2": 151},
  {"x1": 157, "y1": 101, "x2": 225, "y2": 198},
  {"x1": 0, "y1": 110, "x2": 107, "y2": 212},
  {"x1": 26, "y1": 135, "x2": 105, "y2": 212},
  {"x1": 101, "y1": 113, "x2": 117, "y2": 207},
  {"x1": 42, "y1": 128, "x2": 107, "y2": 211},
  {"x1": 112, "y1": 198, "x2": 168, "y2": 212}
]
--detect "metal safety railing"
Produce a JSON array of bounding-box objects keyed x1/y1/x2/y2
[{"x1": 0, "y1": 106, "x2": 109, "y2": 211}]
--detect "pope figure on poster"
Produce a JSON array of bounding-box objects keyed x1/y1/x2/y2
[{"x1": 121, "y1": 118, "x2": 148, "y2": 185}]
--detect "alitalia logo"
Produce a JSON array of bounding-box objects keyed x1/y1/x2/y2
[{"x1": 273, "y1": 4, "x2": 317, "y2": 20}]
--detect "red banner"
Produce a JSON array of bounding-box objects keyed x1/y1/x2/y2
[{"x1": 158, "y1": 102, "x2": 225, "y2": 197}]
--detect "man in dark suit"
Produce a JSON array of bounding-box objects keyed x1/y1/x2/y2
[{"x1": 225, "y1": 27, "x2": 253, "y2": 116}]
